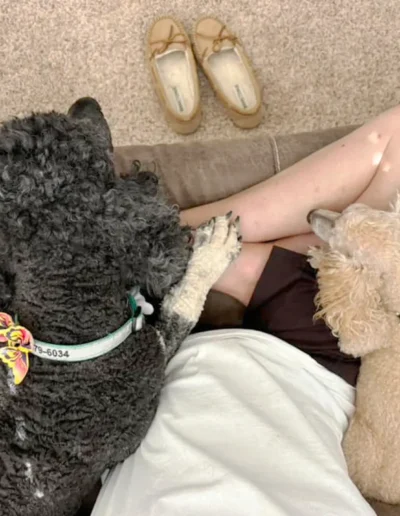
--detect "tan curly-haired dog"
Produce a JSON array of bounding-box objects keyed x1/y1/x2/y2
[{"x1": 308, "y1": 197, "x2": 400, "y2": 504}]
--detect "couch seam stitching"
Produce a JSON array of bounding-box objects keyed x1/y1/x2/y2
[{"x1": 270, "y1": 136, "x2": 281, "y2": 174}]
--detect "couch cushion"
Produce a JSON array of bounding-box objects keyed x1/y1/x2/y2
[{"x1": 114, "y1": 126, "x2": 356, "y2": 209}]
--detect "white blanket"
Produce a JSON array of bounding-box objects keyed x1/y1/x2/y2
[{"x1": 92, "y1": 329, "x2": 375, "y2": 516}]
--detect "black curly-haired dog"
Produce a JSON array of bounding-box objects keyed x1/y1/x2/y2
[{"x1": 0, "y1": 98, "x2": 241, "y2": 516}]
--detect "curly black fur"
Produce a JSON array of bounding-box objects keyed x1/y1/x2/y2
[{"x1": 0, "y1": 98, "x2": 191, "y2": 515}]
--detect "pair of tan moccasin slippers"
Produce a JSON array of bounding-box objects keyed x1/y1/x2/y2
[{"x1": 148, "y1": 16, "x2": 263, "y2": 134}]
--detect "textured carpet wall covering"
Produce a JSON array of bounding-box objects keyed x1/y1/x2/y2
[{"x1": 0, "y1": 0, "x2": 399, "y2": 146}]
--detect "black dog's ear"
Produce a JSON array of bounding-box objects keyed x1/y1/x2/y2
[{"x1": 68, "y1": 97, "x2": 113, "y2": 151}]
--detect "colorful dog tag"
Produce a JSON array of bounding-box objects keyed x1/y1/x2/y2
[{"x1": 0, "y1": 313, "x2": 34, "y2": 385}]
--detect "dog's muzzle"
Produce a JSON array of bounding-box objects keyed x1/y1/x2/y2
[{"x1": 307, "y1": 209, "x2": 341, "y2": 242}]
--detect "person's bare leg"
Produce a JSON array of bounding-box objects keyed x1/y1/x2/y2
[
  {"x1": 354, "y1": 129, "x2": 400, "y2": 208},
  {"x1": 214, "y1": 233, "x2": 321, "y2": 305},
  {"x1": 181, "y1": 105, "x2": 400, "y2": 242}
]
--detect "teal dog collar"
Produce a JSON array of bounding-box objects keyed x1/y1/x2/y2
[{"x1": 31, "y1": 290, "x2": 154, "y2": 363}]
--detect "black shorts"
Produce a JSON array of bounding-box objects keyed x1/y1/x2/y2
[{"x1": 243, "y1": 246, "x2": 360, "y2": 386}]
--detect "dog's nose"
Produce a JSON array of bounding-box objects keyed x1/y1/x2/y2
[
  {"x1": 307, "y1": 210, "x2": 316, "y2": 224},
  {"x1": 138, "y1": 171, "x2": 159, "y2": 184},
  {"x1": 308, "y1": 209, "x2": 341, "y2": 242}
]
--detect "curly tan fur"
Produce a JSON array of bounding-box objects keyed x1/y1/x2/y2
[
  {"x1": 310, "y1": 247, "x2": 387, "y2": 356},
  {"x1": 309, "y1": 198, "x2": 400, "y2": 504}
]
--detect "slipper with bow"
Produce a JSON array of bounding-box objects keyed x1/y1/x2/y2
[
  {"x1": 193, "y1": 17, "x2": 263, "y2": 129},
  {"x1": 147, "y1": 17, "x2": 201, "y2": 134}
]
